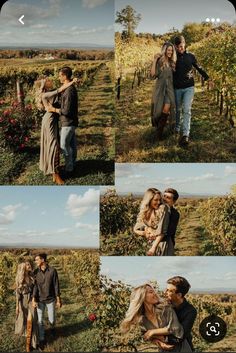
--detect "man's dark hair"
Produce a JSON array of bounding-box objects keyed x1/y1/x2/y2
[
  {"x1": 174, "y1": 35, "x2": 185, "y2": 46},
  {"x1": 167, "y1": 276, "x2": 191, "y2": 297},
  {"x1": 60, "y1": 66, "x2": 72, "y2": 79},
  {"x1": 35, "y1": 253, "x2": 47, "y2": 262},
  {"x1": 164, "y1": 188, "x2": 179, "y2": 201}
]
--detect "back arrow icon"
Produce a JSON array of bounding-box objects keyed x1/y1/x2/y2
[{"x1": 19, "y1": 15, "x2": 24, "y2": 25}]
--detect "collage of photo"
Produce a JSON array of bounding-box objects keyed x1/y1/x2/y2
[{"x1": 0, "y1": 0, "x2": 235, "y2": 352}]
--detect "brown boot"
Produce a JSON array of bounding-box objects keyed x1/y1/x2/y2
[
  {"x1": 52, "y1": 173, "x2": 64, "y2": 185},
  {"x1": 156, "y1": 112, "x2": 169, "y2": 139},
  {"x1": 26, "y1": 319, "x2": 32, "y2": 352}
]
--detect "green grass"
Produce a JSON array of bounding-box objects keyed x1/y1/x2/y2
[
  {"x1": 116, "y1": 78, "x2": 236, "y2": 162},
  {"x1": 0, "y1": 62, "x2": 114, "y2": 185}
]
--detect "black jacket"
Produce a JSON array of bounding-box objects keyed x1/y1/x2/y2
[
  {"x1": 59, "y1": 85, "x2": 78, "y2": 127},
  {"x1": 173, "y1": 51, "x2": 209, "y2": 89}
]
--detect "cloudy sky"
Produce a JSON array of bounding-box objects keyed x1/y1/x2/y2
[
  {"x1": 0, "y1": 0, "x2": 114, "y2": 46},
  {"x1": 101, "y1": 256, "x2": 236, "y2": 291},
  {"x1": 114, "y1": 163, "x2": 236, "y2": 195},
  {"x1": 115, "y1": 0, "x2": 235, "y2": 34},
  {"x1": 0, "y1": 186, "x2": 99, "y2": 248}
]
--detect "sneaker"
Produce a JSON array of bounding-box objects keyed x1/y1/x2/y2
[{"x1": 179, "y1": 135, "x2": 189, "y2": 146}]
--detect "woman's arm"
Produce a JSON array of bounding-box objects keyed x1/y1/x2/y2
[
  {"x1": 144, "y1": 327, "x2": 170, "y2": 340},
  {"x1": 133, "y1": 222, "x2": 146, "y2": 237},
  {"x1": 57, "y1": 78, "x2": 78, "y2": 93}
]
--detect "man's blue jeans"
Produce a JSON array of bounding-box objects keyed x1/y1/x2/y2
[
  {"x1": 60, "y1": 126, "x2": 77, "y2": 172},
  {"x1": 37, "y1": 301, "x2": 56, "y2": 341},
  {"x1": 175, "y1": 86, "x2": 195, "y2": 137}
]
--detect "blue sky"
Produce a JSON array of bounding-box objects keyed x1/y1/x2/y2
[
  {"x1": 0, "y1": 186, "x2": 99, "y2": 248},
  {"x1": 101, "y1": 256, "x2": 236, "y2": 291},
  {"x1": 113, "y1": 163, "x2": 236, "y2": 195},
  {"x1": 0, "y1": 0, "x2": 114, "y2": 46},
  {"x1": 115, "y1": 0, "x2": 235, "y2": 34}
]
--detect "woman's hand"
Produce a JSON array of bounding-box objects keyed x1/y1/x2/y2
[
  {"x1": 156, "y1": 340, "x2": 175, "y2": 351},
  {"x1": 143, "y1": 329, "x2": 156, "y2": 340},
  {"x1": 32, "y1": 299, "x2": 38, "y2": 309}
]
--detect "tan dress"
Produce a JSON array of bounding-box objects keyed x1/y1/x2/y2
[
  {"x1": 151, "y1": 60, "x2": 176, "y2": 127},
  {"x1": 140, "y1": 304, "x2": 192, "y2": 352},
  {"x1": 134, "y1": 204, "x2": 174, "y2": 256},
  {"x1": 15, "y1": 283, "x2": 38, "y2": 349},
  {"x1": 39, "y1": 90, "x2": 60, "y2": 175}
]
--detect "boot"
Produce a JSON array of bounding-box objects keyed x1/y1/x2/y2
[
  {"x1": 156, "y1": 112, "x2": 169, "y2": 139},
  {"x1": 26, "y1": 319, "x2": 32, "y2": 352},
  {"x1": 52, "y1": 173, "x2": 64, "y2": 185}
]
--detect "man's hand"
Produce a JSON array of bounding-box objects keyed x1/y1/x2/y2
[
  {"x1": 46, "y1": 104, "x2": 55, "y2": 113},
  {"x1": 56, "y1": 298, "x2": 62, "y2": 308},
  {"x1": 32, "y1": 299, "x2": 38, "y2": 309}
]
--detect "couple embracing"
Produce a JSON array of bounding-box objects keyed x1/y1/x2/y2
[
  {"x1": 121, "y1": 276, "x2": 197, "y2": 352},
  {"x1": 134, "y1": 188, "x2": 179, "y2": 256},
  {"x1": 34, "y1": 66, "x2": 78, "y2": 185},
  {"x1": 151, "y1": 35, "x2": 209, "y2": 145}
]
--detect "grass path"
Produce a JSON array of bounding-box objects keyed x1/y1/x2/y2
[
  {"x1": 175, "y1": 208, "x2": 205, "y2": 256},
  {"x1": 0, "y1": 62, "x2": 114, "y2": 185},
  {"x1": 116, "y1": 78, "x2": 235, "y2": 162},
  {"x1": 0, "y1": 257, "x2": 99, "y2": 352}
]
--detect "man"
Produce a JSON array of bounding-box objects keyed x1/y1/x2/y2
[
  {"x1": 57, "y1": 66, "x2": 78, "y2": 176},
  {"x1": 165, "y1": 276, "x2": 197, "y2": 351},
  {"x1": 32, "y1": 253, "x2": 62, "y2": 350},
  {"x1": 173, "y1": 36, "x2": 209, "y2": 146},
  {"x1": 163, "y1": 188, "x2": 180, "y2": 250}
]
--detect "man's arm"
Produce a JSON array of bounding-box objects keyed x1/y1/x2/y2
[
  {"x1": 191, "y1": 54, "x2": 209, "y2": 81},
  {"x1": 53, "y1": 269, "x2": 62, "y2": 307}
]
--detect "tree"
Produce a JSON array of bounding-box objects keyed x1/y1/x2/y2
[{"x1": 116, "y1": 5, "x2": 141, "y2": 39}]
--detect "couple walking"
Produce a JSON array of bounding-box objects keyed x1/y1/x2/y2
[
  {"x1": 134, "y1": 188, "x2": 180, "y2": 256},
  {"x1": 35, "y1": 66, "x2": 78, "y2": 185},
  {"x1": 15, "y1": 253, "x2": 61, "y2": 351},
  {"x1": 151, "y1": 35, "x2": 209, "y2": 146},
  {"x1": 121, "y1": 276, "x2": 197, "y2": 352}
]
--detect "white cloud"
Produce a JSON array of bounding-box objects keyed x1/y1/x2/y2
[
  {"x1": 82, "y1": 0, "x2": 108, "y2": 9},
  {"x1": 56, "y1": 228, "x2": 71, "y2": 234},
  {"x1": 75, "y1": 222, "x2": 98, "y2": 231},
  {"x1": 225, "y1": 166, "x2": 236, "y2": 176},
  {"x1": 66, "y1": 189, "x2": 99, "y2": 218},
  {"x1": 0, "y1": 203, "x2": 22, "y2": 224}
]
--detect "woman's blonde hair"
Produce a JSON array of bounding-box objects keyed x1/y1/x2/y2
[
  {"x1": 120, "y1": 283, "x2": 155, "y2": 333},
  {"x1": 33, "y1": 77, "x2": 47, "y2": 111},
  {"x1": 159, "y1": 42, "x2": 176, "y2": 71},
  {"x1": 15, "y1": 261, "x2": 33, "y2": 289},
  {"x1": 138, "y1": 188, "x2": 162, "y2": 222}
]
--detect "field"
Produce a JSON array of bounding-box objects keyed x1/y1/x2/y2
[
  {"x1": 0, "y1": 249, "x2": 100, "y2": 352},
  {"x1": 98, "y1": 276, "x2": 236, "y2": 352},
  {"x1": 100, "y1": 190, "x2": 236, "y2": 256},
  {"x1": 115, "y1": 25, "x2": 236, "y2": 163},
  {"x1": 0, "y1": 53, "x2": 114, "y2": 185}
]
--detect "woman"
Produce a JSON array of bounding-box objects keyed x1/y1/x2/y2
[
  {"x1": 151, "y1": 42, "x2": 177, "y2": 139},
  {"x1": 121, "y1": 284, "x2": 192, "y2": 352},
  {"x1": 15, "y1": 260, "x2": 38, "y2": 352},
  {"x1": 34, "y1": 77, "x2": 77, "y2": 185},
  {"x1": 133, "y1": 188, "x2": 173, "y2": 256}
]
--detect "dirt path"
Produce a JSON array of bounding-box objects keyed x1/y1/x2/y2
[
  {"x1": 175, "y1": 208, "x2": 205, "y2": 256},
  {"x1": 116, "y1": 78, "x2": 235, "y2": 162}
]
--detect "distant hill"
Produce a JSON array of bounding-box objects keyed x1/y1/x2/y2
[
  {"x1": 0, "y1": 43, "x2": 114, "y2": 50},
  {"x1": 0, "y1": 244, "x2": 97, "y2": 249}
]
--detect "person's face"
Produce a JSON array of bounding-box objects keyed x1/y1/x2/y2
[
  {"x1": 59, "y1": 71, "x2": 66, "y2": 83},
  {"x1": 25, "y1": 261, "x2": 32, "y2": 272},
  {"x1": 176, "y1": 43, "x2": 185, "y2": 54},
  {"x1": 163, "y1": 192, "x2": 175, "y2": 207},
  {"x1": 150, "y1": 193, "x2": 161, "y2": 210},
  {"x1": 44, "y1": 78, "x2": 53, "y2": 90},
  {"x1": 166, "y1": 46, "x2": 173, "y2": 58},
  {"x1": 35, "y1": 256, "x2": 44, "y2": 267},
  {"x1": 144, "y1": 286, "x2": 159, "y2": 305},
  {"x1": 165, "y1": 283, "x2": 182, "y2": 303}
]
